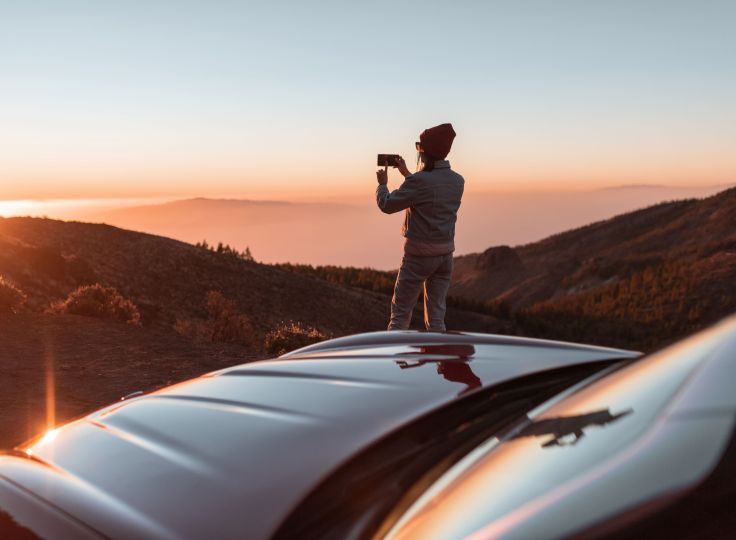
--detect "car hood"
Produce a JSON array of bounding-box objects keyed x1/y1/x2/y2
[{"x1": 0, "y1": 332, "x2": 636, "y2": 540}]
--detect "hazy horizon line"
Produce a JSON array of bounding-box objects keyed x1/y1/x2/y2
[{"x1": 2, "y1": 180, "x2": 734, "y2": 206}]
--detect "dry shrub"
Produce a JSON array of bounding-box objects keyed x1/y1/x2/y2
[
  {"x1": 175, "y1": 291, "x2": 253, "y2": 345},
  {"x1": 0, "y1": 276, "x2": 26, "y2": 314},
  {"x1": 264, "y1": 321, "x2": 328, "y2": 356},
  {"x1": 51, "y1": 284, "x2": 140, "y2": 325},
  {"x1": 173, "y1": 318, "x2": 197, "y2": 339},
  {"x1": 203, "y1": 291, "x2": 253, "y2": 344}
]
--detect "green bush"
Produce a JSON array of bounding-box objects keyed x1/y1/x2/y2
[
  {"x1": 51, "y1": 284, "x2": 140, "y2": 325},
  {"x1": 264, "y1": 322, "x2": 328, "y2": 356},
  {"x1": 0, "y1": 276, "x2": 26, "y2": 314}
]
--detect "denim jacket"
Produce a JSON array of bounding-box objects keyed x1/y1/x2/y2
[{"x1": 376, "y1": 160, "x2": 464, "y2": 246}]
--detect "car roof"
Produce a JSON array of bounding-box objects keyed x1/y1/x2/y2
[{"x1": 2, "y1": 331, "x2": 636, "y2": 540}]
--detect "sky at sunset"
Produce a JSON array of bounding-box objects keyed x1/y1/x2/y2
[{"x1": 2, "y1": 0, "x2": 735, "y2": 202}]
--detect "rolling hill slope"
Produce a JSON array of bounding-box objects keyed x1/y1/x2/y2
[
  {"x1": 451, "y1": 187, "x2": 736, "y2": 348},
  {"x1": 0, "y1": 216, "x2": 499, "y2": 341}
]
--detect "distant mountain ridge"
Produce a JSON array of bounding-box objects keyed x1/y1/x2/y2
[
  {"x1": 78, "y1": 184, "x2": 730, "y2": 269},
  {"x1": 596, "y1": 182, "x2": 734, "y2": 191},
  {"x1": 84, "y1": 196, "x2": 398, "y2": 268}
]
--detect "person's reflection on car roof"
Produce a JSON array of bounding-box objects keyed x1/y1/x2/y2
[{"x1": 395, "y1": 344, "x2": 481, "y2": 396}]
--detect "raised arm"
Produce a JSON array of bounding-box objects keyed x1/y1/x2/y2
[
  {"x1": 375, "y1": 156, "x2": 418, "y2": 214},
  {"x1": 376, "y1": 175, "x2": 421, "y2": 214}
]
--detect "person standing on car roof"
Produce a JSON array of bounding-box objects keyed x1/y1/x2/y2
[{"x1": 376, "y1": 123, "x2": 464, "y2": 332}]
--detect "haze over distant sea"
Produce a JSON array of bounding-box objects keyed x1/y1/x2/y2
[{"x1": 1, "y1": 184, "x2": 730, "y2": 269}]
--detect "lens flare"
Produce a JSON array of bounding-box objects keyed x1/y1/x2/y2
[{"x1": 43, "y1": 330, "x2": 56, "y2": 433}]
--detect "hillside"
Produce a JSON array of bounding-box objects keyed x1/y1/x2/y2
[
  {"x1": 0, "y1": 217, "x2": 498, "y2": 339},
  {"x1": 0, "y1": 217, "x2": 500, "y2": 450},
  {"x1": 451, "y1": 187, "x2": 736, "y2": 349}
]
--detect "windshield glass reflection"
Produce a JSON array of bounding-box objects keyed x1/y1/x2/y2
[{"x1": 513, "y1": 408, "x2": 633, "y2": 448}]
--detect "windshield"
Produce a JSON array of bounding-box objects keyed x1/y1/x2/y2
[{"x1": 383, "y1": 320, "x2": 721, "y2": 540}]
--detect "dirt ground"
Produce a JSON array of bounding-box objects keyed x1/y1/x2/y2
[{"x1": 0, "y1": 313, "x2": 261, "y2": 450}]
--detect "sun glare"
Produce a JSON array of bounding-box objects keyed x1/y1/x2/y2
[
  {"x1": 39, "y1": 428, "x2": 59, "y2": 445},
  {"x1": 0, "y1": 200, "x2": 40, "y2": 217}
]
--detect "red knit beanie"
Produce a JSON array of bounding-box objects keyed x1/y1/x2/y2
[{"x1": 419, "y1": 123, "x2": 456, "y2": 159}]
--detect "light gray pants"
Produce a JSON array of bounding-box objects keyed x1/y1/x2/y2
[{"x1": 389, "y1": 253, "x2": 454, "y2": 332}]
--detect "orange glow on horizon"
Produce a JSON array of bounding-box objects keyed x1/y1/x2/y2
[{"x1": 1, "y1": 140, "x2": 734, "y2": 201}]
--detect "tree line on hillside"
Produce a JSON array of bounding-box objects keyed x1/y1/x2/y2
[{"x1": 195, "y1": 240, "x2": 254, "y2": 261}]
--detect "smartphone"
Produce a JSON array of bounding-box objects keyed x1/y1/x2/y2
[{"x1": 377, "y1": 154, "x2": 402, "y2": 167}]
